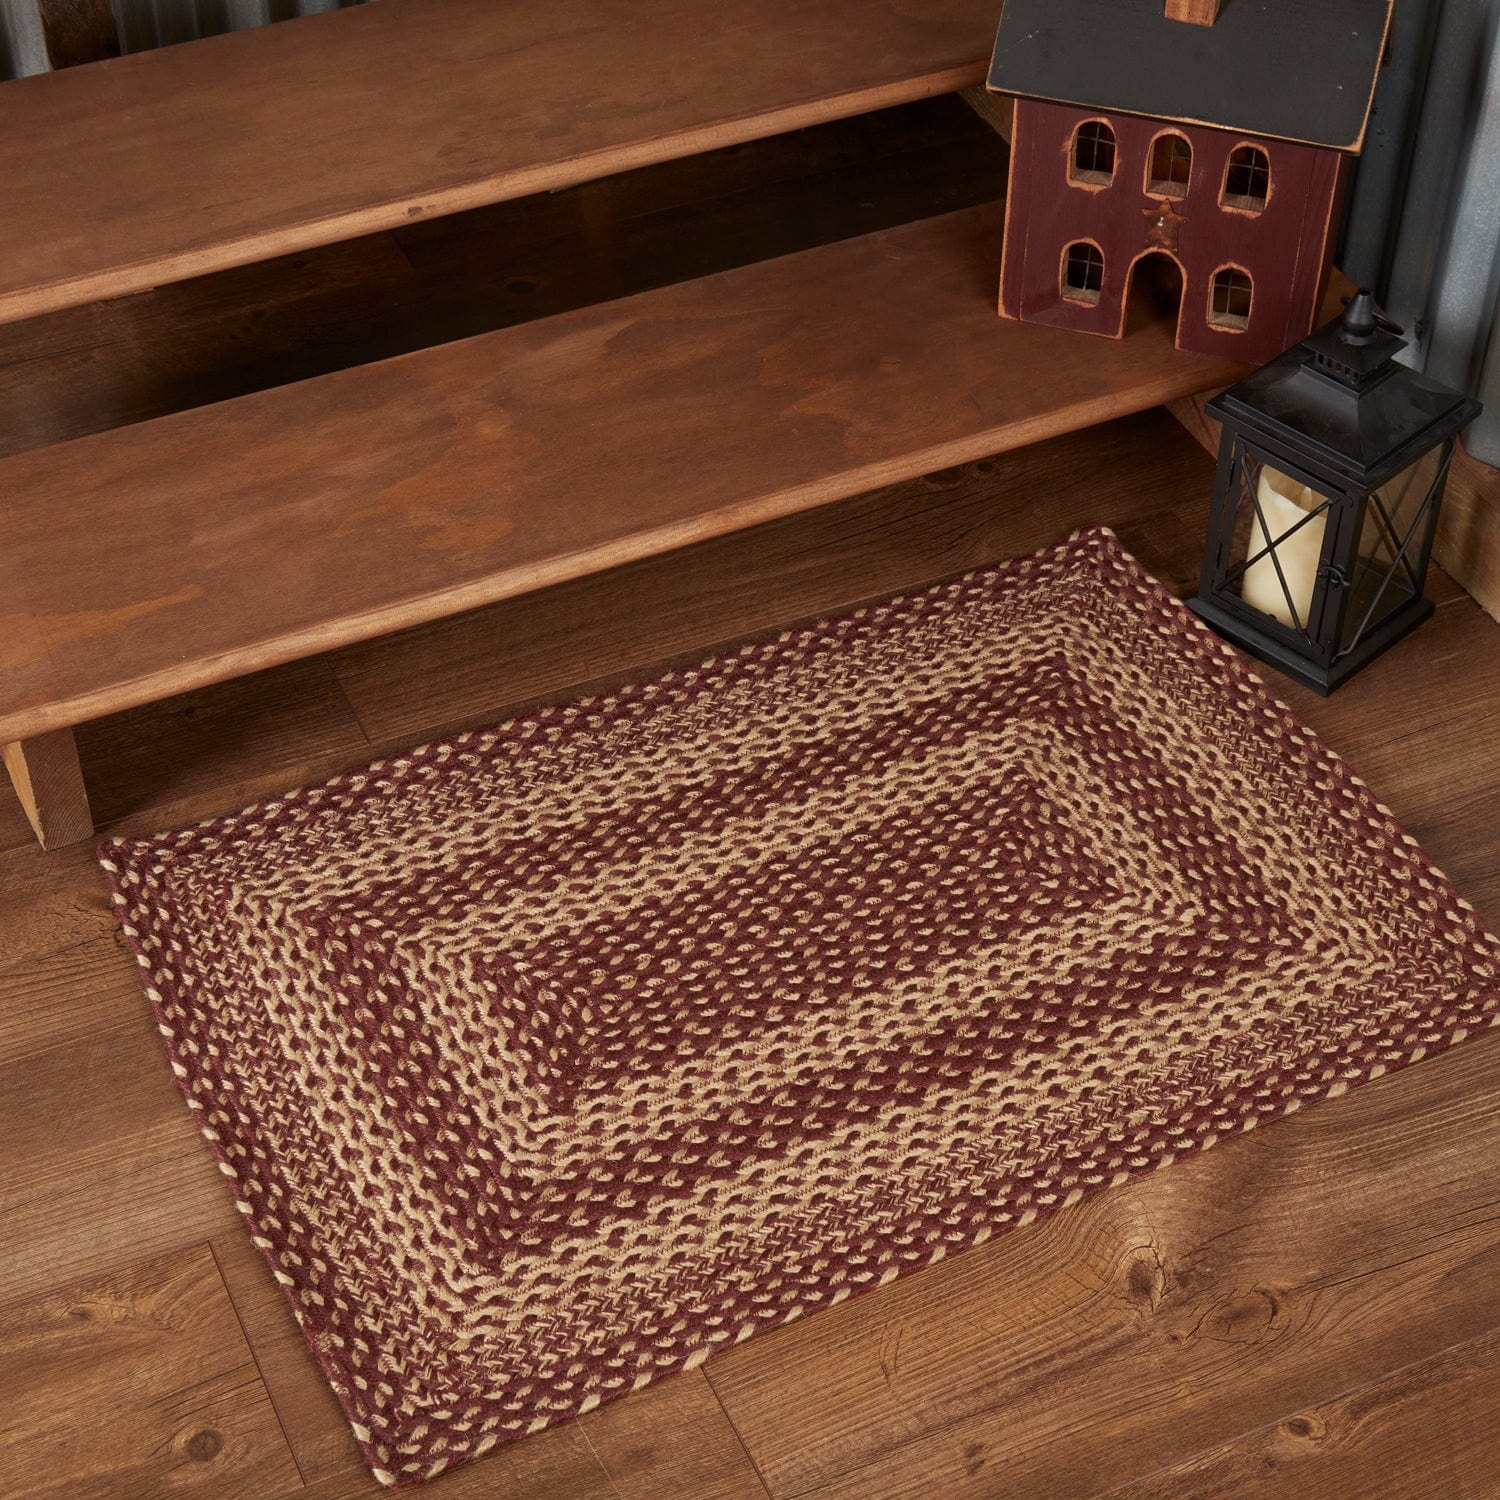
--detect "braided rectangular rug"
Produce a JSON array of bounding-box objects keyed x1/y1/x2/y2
[{"x1": 102, "y1": 527, "x2": 1500, "y2": 1487}]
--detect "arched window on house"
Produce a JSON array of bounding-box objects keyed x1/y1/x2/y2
[
  {"x1": 1221, "y1": 145, "x2": 1271, "y2": 212},
  {"x1": 1209, "y1": 266, "x2": 1254, "y2": 329},
  {"x1": 1146, "y1": 133, "x2": 1193, "y2": 198},
  {"x1": 1061, "y1": 241, "x2": 1105, "y2": 304},
  {"x1": 1069, "y1": 120, "x2": 1116, "y2": 187}
]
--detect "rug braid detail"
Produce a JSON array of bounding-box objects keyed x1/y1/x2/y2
[{"x1": 101, "y1": 526, "x2": 1500, "y2": 1486}]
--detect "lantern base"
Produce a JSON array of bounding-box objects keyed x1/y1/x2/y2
[{"x1": 1186, "y1": 595, "x2": 1436, "y2": 695}]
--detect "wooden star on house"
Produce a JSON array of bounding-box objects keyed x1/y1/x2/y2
[{"x1": 1142, "y1": 197, "x2": 1187, "y2": 251}]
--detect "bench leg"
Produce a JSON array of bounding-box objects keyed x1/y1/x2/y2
[{"x1": 3, "y1": 728, "x2": 94, "y2": 850}]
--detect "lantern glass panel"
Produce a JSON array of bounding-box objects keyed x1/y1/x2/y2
[
  {"x1": 1338, "y1": 444, "x2": 1447, "y2": 651},
  {"x1": 1220, "y1": 449, "x2": 1333, "y2": 636}
]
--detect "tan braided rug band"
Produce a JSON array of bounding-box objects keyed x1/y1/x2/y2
[{"x1": 102, "y1": 527, "x2": 1500, "y2": 1487}]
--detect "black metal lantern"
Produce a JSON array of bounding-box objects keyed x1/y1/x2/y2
[{"x1": 1189, "y1": 291, "x2": 1482, "y2": 694}]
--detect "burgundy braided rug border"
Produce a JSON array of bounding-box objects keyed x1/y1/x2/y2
[{"x1": 101, "y1": 527, "x2": 1500, "y2": 1487}]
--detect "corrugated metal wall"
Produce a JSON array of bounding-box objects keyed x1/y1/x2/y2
[
  {"x1": 116, "y1": 1, "x2": 363, "y2": 58},
  {"x1": 1342, "y1": 0, "x2": 1500, "y2": 465},
  {"x1": 0, "y1": 0, "x2": 45, "y2": 75}
]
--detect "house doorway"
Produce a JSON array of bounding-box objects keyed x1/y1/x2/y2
[{"x1": 1124, "y1": 251, "x2": 1184, "y2": 339}]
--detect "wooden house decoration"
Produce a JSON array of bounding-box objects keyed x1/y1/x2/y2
[{"x1": 987, "y1": 0, "x2": 1395, "y2": 365}]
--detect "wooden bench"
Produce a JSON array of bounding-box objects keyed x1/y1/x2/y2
[
  {"x1": 0, "y1": 1, "x2": 1254, "y2": 848},
  {"x1": 0, "y1": 0, "x2": 1000, "y2": 325}
]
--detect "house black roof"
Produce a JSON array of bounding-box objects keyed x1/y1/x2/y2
[{"x1": 988, "y1": 0, "x2": 1394, "y2": 152}]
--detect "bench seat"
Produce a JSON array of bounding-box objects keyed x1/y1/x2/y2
[
  {"x1": 0, "y1": 202, "x2": 1256, "y2": 769},
  {"x1": 0, "y1": 0, "x2": 999, "y2": 325}
]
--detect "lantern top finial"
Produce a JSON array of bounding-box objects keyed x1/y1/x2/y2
[
  {"x1": 1205, "y1": 292, "x2": 1480, "y2": 484},
  {"x1": 1337, "y1": 290, "x2": 1385, "y2": 344}
]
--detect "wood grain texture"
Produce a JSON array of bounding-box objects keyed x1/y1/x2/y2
[
  {"x1": 2, "y1": 730, "x2": 92, "y2": 849},
  {"x1": 1104, "y1": 1326, "x2": 1500, "y2": 1498},
  {"x1": 0, "y1": 1018, "x2": 242, "y2": 1304},
  {"x1": 705, "y1": 1028, "x2": 1500, "y2": 1499},
  {"x1": 0, "y1": 204, "x2": 1257, "y2": 749},
  {"x1": 0, "y1": 929, "x2": 142, "y2": 1072},
  {"x1": 0, "y1": 1244, "x2": 299, "y2": 1499},
  {"x1": 0, "y1": 96, "x2": 1005, "y2": 463},
  {"x1": 1430, "y1": 444, "x2": 1500, "y2": 625},
  {"x1": 0, "y1": 99, "x2": 994, "y2": 839},
  {"x1": 579, "y1": 1373, "x2": 772, "y2": 1500},
  {"x1": 209, "y1": 1226, "x2": 365, "y2": 1488},
  {"x1": 214, "y1": 1221, "x2": 770, "y2": 1497},
  {"x1": 0, "y1": 0, "x2": 999, "y2": 324},
  {"x1": 1, "y1": 409, "x2": 1499, "y2": 1495},
  {"x1": 959, "y1": 83, "x2": 1013, "y2": 142},
  {"x1": 0, "y1": 842, "x2": 119, "y2": 960},
  {"x1": 330, "y1": 418, "x2": 1209, "y2": 747},
  {"x1": 73, "y1": 657, "x2": 368, "y2": 829}
]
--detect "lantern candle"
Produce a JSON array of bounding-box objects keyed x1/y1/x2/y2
[
  {"x1": 1241, "y1": 467, "x2": 1327, "y2": 627},
  {"x1": 1191, "y1": 290, "x2": 1480, "y2": 694}
]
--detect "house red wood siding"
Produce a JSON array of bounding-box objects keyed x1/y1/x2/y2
[{"x1": 1000, "y1": 98, "x2": 1346, "y2": 365}]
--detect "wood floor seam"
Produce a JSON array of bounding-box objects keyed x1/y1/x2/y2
[
  {"x1": 209, "y1": 1236, "x2": 311, "y2": 1490},
  {"x1": 701, "y1": 1371, "x2": 780, "y2": 1500}
]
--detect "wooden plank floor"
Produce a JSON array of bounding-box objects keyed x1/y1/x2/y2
[
  {"x1": 1, "y1": 407, "x2": 1499, "y2": 1499},
  {"x1": 3, "y1": 97, "x2": 1499, "y2": 1500}
]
